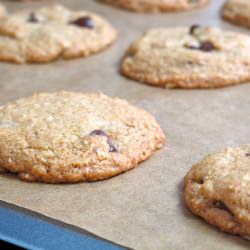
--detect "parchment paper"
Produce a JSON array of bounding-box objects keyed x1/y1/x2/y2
[{"x1": 0, "y1": 0, "x2": 249, "y2": 249}]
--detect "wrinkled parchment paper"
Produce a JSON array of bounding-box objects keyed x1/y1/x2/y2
[{"x1": 0, "y1": 0, "x2": 250, "y2": 249}]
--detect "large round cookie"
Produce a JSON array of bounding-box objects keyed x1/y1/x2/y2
[
  {"x1": 223, "y1": 0, "x2": 250, "y2": 29},
  {"x1": 184, "y1": 146, "x2": 250, "y2": 238},
  {"x1": 121, "y1": 26, "x2": 250, "y2": 88},
  {"x1": 0, "y1": 4, "x2": 117, "y2": 63},
  {"x1": 0, "y1": 92, "x2": 165, "y2": 183},
  {"x1": 100, "y1": 0, "x2": 209, "y2": 13}
]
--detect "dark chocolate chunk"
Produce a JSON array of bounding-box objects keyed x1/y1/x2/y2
[
  {"x1": 189, "y1": 24, "x2": 200, "y2": 35},
  {"x1": 199, "y1": 41, "x2": 215, "y2": 52},
  {"x1": 28, "y1": 13, "x2": 39, "y2": 23},
  {"x1": 213, "y1": 201, "x2": 231, "y2": 213},
  {"x1": 187, "y1": 40, "x2": 215, "y2": 52},
  {"x1": 213, "y1": 200, "x2": 235, "y2": 216},
  {"x1": 90, "y1": 129, "x2": 107, "y2": 137},
  {"x1": 246, "y1": 153, "x2": 250, "y2": 157},
  {"x1": 107, "y1": 138, "x2": 118, "y2": 153},
  {"x1": 90, "y1": 130, "x2": 118, "y2": 153},
  {"x1": 69, "y1": 16, "x2": 94, "y2": 29},
  {"x1": 197, "y1": 178, "x2": 204, "y2": 185}
]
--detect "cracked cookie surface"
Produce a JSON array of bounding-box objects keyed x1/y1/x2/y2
[
  {"x1": 0, "y1": 92, "x2": 165, "y2": 183},
  {"x1": 184, "y1": 145, "x2": 250, "y2": 238},
  {"x1": 121, "y1": 26, "x2": 250, "y2": 88},
  {"x1": 0, "y1": 4, "x2": 117, "y2": 63},
  {"x1": 100, "y1": 0, "x2": 209, "y2": 13},
  {"x1": 223, "y1": 0, "x2": 250, "y2": 29}
]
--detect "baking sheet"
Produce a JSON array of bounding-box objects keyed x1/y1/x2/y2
[{"x1": 0, "y1": 0, "x2": 250, "y2": 249}]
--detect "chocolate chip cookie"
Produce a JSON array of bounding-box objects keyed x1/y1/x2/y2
[
  {"x1": 0, "y1": 92, "x2": 165, "y2": 183},
  {"x1": 121, "y1": 26, "x2": 250, "y2": 88},
  {"x1": 184, "y1": 146, "x2": 250, "y2": 238},
  {"x1": 0, "y1": 4, "x2": 117, "y2": 63},
  {"x1": 100, "y1": 0, "x2": 209, "y2": 13},
  {"x1": 223, "y1": 0, "x2": 250, "y2": 29}
]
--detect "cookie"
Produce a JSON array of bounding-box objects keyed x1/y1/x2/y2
[
  {"x1": 222, "y1": 0, "x2": 250, "y2": 29},
  {"x1": 0, "y1": 4, "x2": 117, "y2": 63},
  {"x1": 100, "y1": 0, "x2": 209, "y2": 13},
  {"x1": 121, "y1": 26, "x2": 250, "y2": 88},
  {"x1": 0, "y1": 92, "x2": 165, "y2": 183},
  {"x1": 184, "y1": 146, "x2": 250, "y2": 238}
]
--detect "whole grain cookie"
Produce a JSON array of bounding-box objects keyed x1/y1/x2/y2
[
  {"x1": 0, "y1": 4, "x2": 117, "y2": 63},
  {"x1": 121, "y1": 26, "x2": 250, "y2": 88},
  {"x1": 184, "y1": 146, "x2": 250, "y2": 238},
  {"x1": 100, "y1": 0, "x2": 209, "y2": 13},
  {"x1": 0, "y1": 92, "x2": 165, "y2": 183},
  {"x1": 223, "y1": 0, "x2": 250, "y2": 29}
]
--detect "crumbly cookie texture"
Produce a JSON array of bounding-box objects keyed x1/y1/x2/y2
[
  {"x1": 0, "y1": 4, "x2": 117, "y2": 63},
  {"x1": 0, "y1": 92, "x2": 165, "y2": 183},
  {"x1": 101, "y1": 0, "x2": 209, "y2": 13},
  {"x1": 121, "y1": 26, "x2": 250, "y2": 88},
  {"x1": 223, "y1": 0, "x2": 250, "y2": 29},
  {"x1": 184, "y1": 146, "x2": 250, "y2": 238}
]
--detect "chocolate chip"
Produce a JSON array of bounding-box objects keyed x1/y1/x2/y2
[
  {"x1": 214, "y1": 201, "x2": 230, "y2": 212},
  {"x1": 28, "y1": 13, "x2": 39, "y2": 23},
  {"x1": 213, "y1": 200, "x2": 235, "y2": 216},
  {"x1": 246, "y1": 153, "x2": 250, "y2": 157},
  {"x1": 90, "y1": 130, "x2": 118, "y2": 153},
  {"x1": 107, "y1": 138, "x2": 118, "y2": 153},
  {"x1": 187, "y1": 40, "x2": 215, "y2": 52},
  {"x1": 90, "y1": 129, "x2": 107, "y2": 137},
  {"x1": 199, "y1": 41, "x2": 215, "y2": 52},
  {"x1": 69, "y1": 17, "x2": 94, "y2": 29},
  {"x1": 189, "y1": 24, "x2": 200, "y2": 35},
  {"x1": 198, "y1": 179, "x2": 204, "y2": 184}
]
